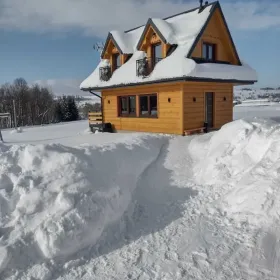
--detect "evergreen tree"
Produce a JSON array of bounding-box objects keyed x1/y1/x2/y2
[
  {"x1": 68, "y1": 97, "x2": 79, "y2": 121},
  {"x1": 54, "y1": 96, "x2": 79, "y2": 123},
  {"x1": 54, "y1": 101, "x2": 64, "y2": 122},
  {"x1": 61, "y1": 96, "x2": 70, "y2": 121}
]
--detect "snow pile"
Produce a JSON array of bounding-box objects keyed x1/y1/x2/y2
[
  {"x1": 10, "y1": 127, "x2": 23, "y2": 134},
  {"x1": 0, "y1": 135, "x2": 167, "y2": 277},
  {"x1": 2, "y1": 119, "x2": 280, "y2": 279},
  {"x1": 189, "y1": 119, "x2": 280, "y2": 227}
]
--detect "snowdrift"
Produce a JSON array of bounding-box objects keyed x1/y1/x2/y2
[
  {"x1": 189, "y1": 118, "x2": 280, "y2": 227},
  {"x1": 0, "y1": 136, "x2": 168, "y2": 277},
  {"x1": 1, "y1": 119, "x2": 280, "y2": 279}
]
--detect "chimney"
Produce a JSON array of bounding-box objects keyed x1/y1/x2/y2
[{"x1": 199, "y1": 0, "x2": 203, "y2": 8}]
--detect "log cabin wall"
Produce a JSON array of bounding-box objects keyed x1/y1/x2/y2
[
  {"x1": 182, "y1": 82, "x2": 233, "y2": 131},
  {"x1": 102, "y1": 82, "x2": 183, "y2": 135}
]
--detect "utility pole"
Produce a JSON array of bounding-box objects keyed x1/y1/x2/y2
[{"x1": 13, "y1": 100, "x2": 17, "y2": 128}]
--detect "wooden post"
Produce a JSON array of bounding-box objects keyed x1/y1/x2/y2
[{"x1": 13, "y1": 99, "x2": 17, "y2": 128}]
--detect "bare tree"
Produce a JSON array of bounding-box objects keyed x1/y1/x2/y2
[{"x1": 0, "y1": 78, "x2": 60, "y2": 128}]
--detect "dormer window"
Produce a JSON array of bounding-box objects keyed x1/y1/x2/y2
[
  {"x1": 112, "y1": 53, "x2": 121, "y2": 71},
  {"x1": 152, "y1": 43, "x2": 162, "y2": 67},
  {"x1": 202, "y1": 42, "x2": 216, "y2": 61}
]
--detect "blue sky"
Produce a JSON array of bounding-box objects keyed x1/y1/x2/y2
[{"x1": 0, "y1": 0, "x2": 279, "y2": 94}]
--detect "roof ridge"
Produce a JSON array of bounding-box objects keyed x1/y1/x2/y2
[{"x1": 124, "y1": 1, "x2": 218, "y2": 33}]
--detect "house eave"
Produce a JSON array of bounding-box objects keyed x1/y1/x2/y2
[{"x1": 81, "y1": 77, "x2": 257, "y2": 92}]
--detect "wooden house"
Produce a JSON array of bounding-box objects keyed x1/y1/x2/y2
[{"x1": 80, "y1": 1, "x2": 257, "y2": 135}]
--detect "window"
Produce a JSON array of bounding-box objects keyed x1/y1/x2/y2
[
  {"x1": 202, "y1": 43, "x2": 215, "y2": 61},
  {"x1": 152, "y1": 43, "x2": 162, "y2": 66},
  {"x1": 113, "y1": 53, "x2": 121, "y2": 70},
  {"x1": 140, "y1": 94, "x2": 157, "y2": 117},
  {"x1": 119, "y1": 96, "x2": 136, "y2": 117}
]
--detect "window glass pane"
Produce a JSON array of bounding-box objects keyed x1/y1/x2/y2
[
  {"x1": 120, "y1": 97, "x2": 128, "y2": 114},
  {"x1": 202, "y1": 44, "x2": 207, "y2": 59},
  {"x1": 208, "y1": 45, "x2": 213, "y2": 60},
  {"x1": 129, "y1": 96, "x2": 136, "y2": 114},
  {"x1": 114, "y1": 54, "x2": 121, "y2": 69},
  {"x1": 116, "y1": 54, "x2": 121, "y2": 67},
  {"x1": 154, "y1": 44, "x2": 162, "y2": 59},
  {"x1": 140, "y1": 96, "x2": 149, "y2": 115},
  {"x1": 150, "y1": 95, "x2": 157, "y2": 116}
]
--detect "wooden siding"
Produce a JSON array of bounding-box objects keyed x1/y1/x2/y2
[
  {"x1": 102, "y1": 83, "x2": 183, "y2": 134},
  {"x1": 190, "y1": 9, "x2": 239, "y2": 65},
  {"x1": 183, "y1": 82, "x2": 233, "y2": 130},
  {"x1": 101, "y1": 82, "x2": 233, "y2": 135},
  {"x1": 102, "y1": 39, "x2": 131, "y2": 73}
]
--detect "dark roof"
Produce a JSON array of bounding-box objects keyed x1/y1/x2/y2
[{"x1": 82, "y1": 76, "x2": 257, "y2": 92}]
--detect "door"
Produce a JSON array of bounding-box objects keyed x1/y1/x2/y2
[{"x1": 205, "y1": 92, "x2": 214, "y2": 128}]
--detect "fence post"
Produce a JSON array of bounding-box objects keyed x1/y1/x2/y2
[
  {"x1": 0, "y1": 128, "x2": 3, "y2": 142},
  {"x1": 13, "y1": 99, "x2": 17, "y2": 128}
]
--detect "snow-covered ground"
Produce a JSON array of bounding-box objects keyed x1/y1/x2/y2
[
  {"x1": 1, "y1": 121, "x2": 138, "y2": 147},
  {"x1": 1, "y1": 115, "x2": 280, "y2": 279},
  {"x1": 234, "y1": 105, "x2": 280, "y2": 123}
]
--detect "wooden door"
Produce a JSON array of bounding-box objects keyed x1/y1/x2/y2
[{"x1": 205, "y1": 92, "x2": 214, "y2": 128}]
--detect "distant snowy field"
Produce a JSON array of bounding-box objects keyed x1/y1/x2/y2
[
  {"x1": 234, "y1": 104, "x2": 280, "y2": 123},
  {"x1": 1, "y1": 115, "x2": 280, "y2": 279}
]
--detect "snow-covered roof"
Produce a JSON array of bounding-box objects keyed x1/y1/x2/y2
[
  {"x1": 81, "y1": 2, "x2": 258, "y2": 91},
  {"x1": 110, "y1": 27, "x2": 145, "y2": 54}
]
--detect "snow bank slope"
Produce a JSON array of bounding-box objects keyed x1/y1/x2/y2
[
  {"x1": 189, "y1": 119, "x2": 280, "y2": 227},
  {"x1": 2, "y1": 119, "x2": 280, "y2": 279},
  {"x1": 0, "y1": 135, "x2": 168, "y2": 277}
]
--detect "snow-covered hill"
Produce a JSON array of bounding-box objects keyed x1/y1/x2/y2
[
  {"x1": 234, "y1": 87, "x2": 280, "y2": 101},
  {"x1": 1, "y1": 119, "x2": 280, "y2": 279}
]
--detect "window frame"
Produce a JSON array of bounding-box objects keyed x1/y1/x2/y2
[
  {"x1": 202, "y1": 42, "x2": 216, "y2": 61},
  {"x1": 112, "y1": 53, "x2": 121, "y2": 71},
  {"x1": 118, "y1": 95, "x2": 136, "y2": 117},
  {"x1": 139, "y1": 94, "x2": 158, "y2": 118},
  {"x1": 151, "y1": 43, "x2": 162, "y2": 67}
]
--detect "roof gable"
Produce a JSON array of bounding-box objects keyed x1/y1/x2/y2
[
  {"x1": 187, "y1": 2, "x2": 241, "y2": 65},
  {"x1": 136, "y1": 19, "x2": 168, "y2": 50},
  {"x1": 101, "y1": 33, "x2": 123, "y2": 58}
]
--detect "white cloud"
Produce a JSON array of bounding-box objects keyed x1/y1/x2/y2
[
  {"x1": 0, "y1": 0, "x2": 279, "y2": 37},
  {"x1": 32, "y1": 78, "x2": 92, "y2": 96}
]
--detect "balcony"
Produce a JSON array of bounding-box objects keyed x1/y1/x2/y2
[
  {"x1": 136, "y1": 57, "x2": 162, "y2": 77},
  {"x1": 99, "y1": 66, "x2": 112, "y2": 81}
]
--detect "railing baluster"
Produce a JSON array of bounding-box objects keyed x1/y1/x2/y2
[
  {"x1": 136, "y1": 57, "x2": 162, "y2": 77},
  {"x1": 99, "y1": 66, "x2": 112, "y2": 81}
]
